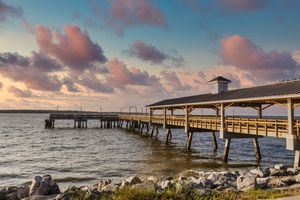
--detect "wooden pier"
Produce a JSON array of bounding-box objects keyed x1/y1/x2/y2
[
  {"x1": 45, "y1": 112, "x2": 119, "y2": 129},
  {"x1": 118, "y1": 77, "x2": 300, "y2": 167},
  {"x1": 45, "y1": 76, "x2": 300, "y2": 167}
]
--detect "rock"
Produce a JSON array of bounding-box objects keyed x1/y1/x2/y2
[
  {"x1": 100, "y1": 183, "x2": 117, "y2": 193},
  {"x1": 250, "y1": 167, "x2": 270, "y2": 178},
  {"x1": 178, "y1": 176, "x2": 187, "y2": 182},
  {"x1": 236, "y1": 173, "x2": 257, "y2": 191},
  {"x1": 256, "y1": 177, "x2": 270, "y2": 189},
  {"x1": 53, "y1": 193, "x2": 70, "y2": 200},
  {"x1": 188, "y1": 177, "x2": 214, "y2": 189},
  {"x1": 287, "y1": 167, "x2": 300, "y2": 175},
  {"x1": 157, "y1": 179, "x2": 173, "y2": 190},
  {"x1": 29, "y1": 175, "x2": 60, "y2": 196},
  {"x1": 121, "y1": 176, "x2": 142, "y2": 187},
  {"x1": 214, "y1": 172, "x2": 239, "y2": 189},
  {"x1": 270, "y1": 168, "x2": 288, "y2": 176},
  {"x1": 147, "y1": 176, "x2": 158, "y2": 183},
  {"x1": 97, "y1": 179, "x2": 111, "y2": 191},
  {"x1": 268, "y1": 176, "x2": 296, "y2": 187},
  {"x1": 274, "y1": 164, "x2": 286, "y2": 170}
]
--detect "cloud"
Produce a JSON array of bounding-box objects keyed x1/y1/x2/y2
[
  {"x1": 0, "y1": 0, "x2": 22, "y2": 22},
  {"x1": 92, "y1": 0, "x2": 167, "y2": 35},
  {"x1": 105, "y1": 58, "x2": 160, "y2": 89},
  {"x1": 219, "y1": 0, "x2": 269, "y2": 11},
  {"x1": 35, "y1": 24, "x2": 107, "y2": 71},
  {"x1": 160, "y1": 71, "x2": 191, "y2": 91},
  {"x1": 125, "y1": 40, "x2": 184, "y2": 67},
  {"x1": 7, "y1": 86, "x2": 33, "y2": 97},
  {"x1": 293, "y1": 51, "x2": 300, "y2": 64},
  {"x1": 0, "y1": 52, "x2": 63, "y2": 91},
  {"x1": 78, "y1": 71, "x2": 114, "y2": 93},
  {"x1": 0, "y1": 81, "x2": 2, "y2": 89},
  {"x1": 220, "y1": 34, "x2": 299, "y2": 82}
]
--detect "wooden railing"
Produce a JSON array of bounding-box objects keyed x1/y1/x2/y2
[{"x1": 119, "y1": 114, "x2": 300, "y2": 138}]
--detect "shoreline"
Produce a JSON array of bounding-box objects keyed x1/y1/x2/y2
[{"x1": 2, "y1": 164, "x2": 300, "y2": 200}]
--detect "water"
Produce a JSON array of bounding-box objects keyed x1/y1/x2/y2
[{"x1": 0, "y1": 113, "x2": 295, "y2": 188}]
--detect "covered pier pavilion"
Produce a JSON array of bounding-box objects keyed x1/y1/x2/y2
[{"x1": 119, "y1": 76, "x2": 300, "y2": 167}]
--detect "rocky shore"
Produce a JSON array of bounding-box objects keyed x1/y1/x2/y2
[{"x1": 2, "y1": 164, "x2": 300, "y2": 200}]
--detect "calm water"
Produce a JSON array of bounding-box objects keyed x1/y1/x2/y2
[{"x1": 0, "y1": 113, "x2": 295, "y2": 188}]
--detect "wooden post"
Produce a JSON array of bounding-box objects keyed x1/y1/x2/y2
[
  {"x1": 185, "y1": 106, "x2": 189, "y2": 136},
  {"x1": 163, "y1": 108, "x2": 167, "y2": 129},
  {"x1": 257, "y1": 105, "x2": 262, "y2": 118},
  {"x1": 253, "y1": 138, "x2": 261, "y2": 160},
  {"x1": 288, "y1": 98, "x2": 295, "y2": 136},
  {"x1": 220, "y1": 103, "x2": 225, "y2": 134},
  {"x1": 149, "y1": 109, "x2": 153, "y2": 127},
  {"x1": 156, "y1": 126, "x2": 159, "y2": 136},
  {"x1": 212, "y1": 131, "x2": 218, "y2": 149},
  {"x1": 223, "y1": 138, "x2": 231, "y2": 162},
  {"x1": 166, "y1": 128, "x2": 171, "y2": 144},
  {"x1": 74, "y1": 120, "x2": 76, "y2": 128},
  {"x1": 150, "y1": 126, "x2": 155, "y2": 138},
  {"x1": 187, "y1": 132, "x2": 193, "y2": 150}
]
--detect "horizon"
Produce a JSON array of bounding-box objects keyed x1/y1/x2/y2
[{"x1": 0, "y1": 0, "x2": 300, "y2": 113}]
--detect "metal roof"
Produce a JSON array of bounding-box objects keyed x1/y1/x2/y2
[
  {"x1": 208, "y1": 76, "x2": 231, "y2": 83},
  {"x1": 148, "y1": 80, "x2": 300, "y2": 107}
]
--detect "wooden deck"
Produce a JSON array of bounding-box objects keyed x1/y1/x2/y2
[
  {"x1": 45, "y1": 112, "x2": 119, "y2": 128},
  {"x1": 119, "y1": 114, "x2": 300, "y2": 139}
]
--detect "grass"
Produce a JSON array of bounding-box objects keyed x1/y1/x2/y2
[{"x1": 63, "y1": 186, "x2": 300, "y2": 200}]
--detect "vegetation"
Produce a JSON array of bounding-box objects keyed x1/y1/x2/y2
[{"x1": 64, "y1": 186, "x2": 300, "y2": 200}]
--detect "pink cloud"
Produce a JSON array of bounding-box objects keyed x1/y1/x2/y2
[
  {"x1": 219, "y1": 0, "x2": 269, "y2": 11},
  {"x1": 125, "y1": 40, "x2": 184, "y2": 67},
  {"x1": 0, "y1": 52, "x2": 63, "y2": 91},
  {"x1": 35, "y1": 24, "x2": 107, "y2": 71},
  {"x1": 220, "y1": 34, "x2": 299, "y2": 81},
  {"x1": 0, "y1": 0, "x2": 22, "y2": 22},
  {"x1": 93, "y1": 0, "x2": 167, "y2": 35},
  {"x1": 0, "y1": 81, "x2": 2, "y2": 89},
  {"x1": 105, "y1": 58, "x2": 160, "y2": 89},
  {"x1": 7, "y1": 86, "x2": 33, "y2": 97}
]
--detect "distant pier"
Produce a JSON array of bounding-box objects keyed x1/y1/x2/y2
[{"x1": 45, "y1": 112, "x2": 120, "y2": 129}]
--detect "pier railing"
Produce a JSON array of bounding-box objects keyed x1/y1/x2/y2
[{"x1": 119, "y1": 114, "x2": 300, "y2": 138}]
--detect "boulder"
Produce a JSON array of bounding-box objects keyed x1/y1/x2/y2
[
  {"x1": 29, "y1": 175, "x2": 60, "y2": 196},
  {"x1": 250, "y1": 167, "x2": 270, "y2": 178},
  {"x1": 157, "y1": 179, "x2": 173, "y2": 190},
  {"x1": 97, "y1": 179, "x2": 111, "y2": 191},
  {"x1": 256, "y1": 177, "x2": 270, "y2": 189},
  {"x1": 121, "y1": 176, "x2": 142, "y2": 187},
  {"x1": 147, "y1": 176, "x2": 158, "y2": 183},
  {"x1": 268, "y1": 176, "x2": 296, "y2": 187},
  {"x1": 100, "y1": 183, "x2": 118, "y2": 193},
  {"x1": 236, "y1": 173, "x2": 257, "y2": 191},
  {"x1": 287, "y1": 167, "x2": 300, "y2": 175},
  {"x1": 274, "y1": 164, "x2": 286, "y2": 170}
]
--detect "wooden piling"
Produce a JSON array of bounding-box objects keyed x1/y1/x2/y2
[
  {"x1": 253, "y1": 138, "x2": 261, "y2": 160},
  {"x1": 187, "y1": 132, "x2": 193, "y2": 150},
  {"x1": 223, "y1": 139, "x2": 231, "y2": 162},
  {"x1": 212, "y1": 131, "x2": 218, "y2": 149}
]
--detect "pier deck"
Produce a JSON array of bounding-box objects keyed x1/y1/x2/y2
[{"x1": 45, "y1": 112, "x2": 119, "y2": 128}]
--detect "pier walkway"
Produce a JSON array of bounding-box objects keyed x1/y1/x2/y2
[{"x1": 45, "y1": 112, "x2": 119, "y2": 128}]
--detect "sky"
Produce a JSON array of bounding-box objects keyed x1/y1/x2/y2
[{"x1": 0, "y1": 0, "x2": 300, "y2": 112}]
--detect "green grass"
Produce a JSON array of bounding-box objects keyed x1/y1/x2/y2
[{"x1": 64, "y1": 186, "x2": 300, "y2": 200}]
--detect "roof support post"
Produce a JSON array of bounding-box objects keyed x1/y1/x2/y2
[
  {"x1": 285, "y1": 98, "x2": 300, "y2": 167},
  {"x1": 185, "y1": 106, "x2": 190, "y2": 135},
  {"x1": 258, "y1": 105, "x2": 262, "y2": 118},
  {"x1": 219, "y1": 103, "x2": 227, "y2": 139},
  {"x1": 149, "y1": 108, "x2": 153, "y2": 127},
  {"x1": 163, "y1": 107, "x2": 167, "y2": 129}
]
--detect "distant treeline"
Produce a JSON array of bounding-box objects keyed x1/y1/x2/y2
[{"x1": 0, "y1": 110, "x2": 105, "y2": 114}]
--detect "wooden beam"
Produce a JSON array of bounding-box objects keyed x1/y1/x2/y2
[{"x1": 270, "y1": 100, "x2": 287, "y2": 108}]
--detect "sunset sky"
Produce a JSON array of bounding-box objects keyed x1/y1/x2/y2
[{"x1": 0, "y1": 0, "x2": 300, "y2": 111}]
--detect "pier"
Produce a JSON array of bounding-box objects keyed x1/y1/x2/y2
[
  {"x1": 45, "y1": 76, "x2": 300, "y2": 167},
  {"x1": 45, "y1": 112, "x2": 119, "y2": 129},
  {"x1": 118, "y1": 77, "x2": 300, "y2": 167}
]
